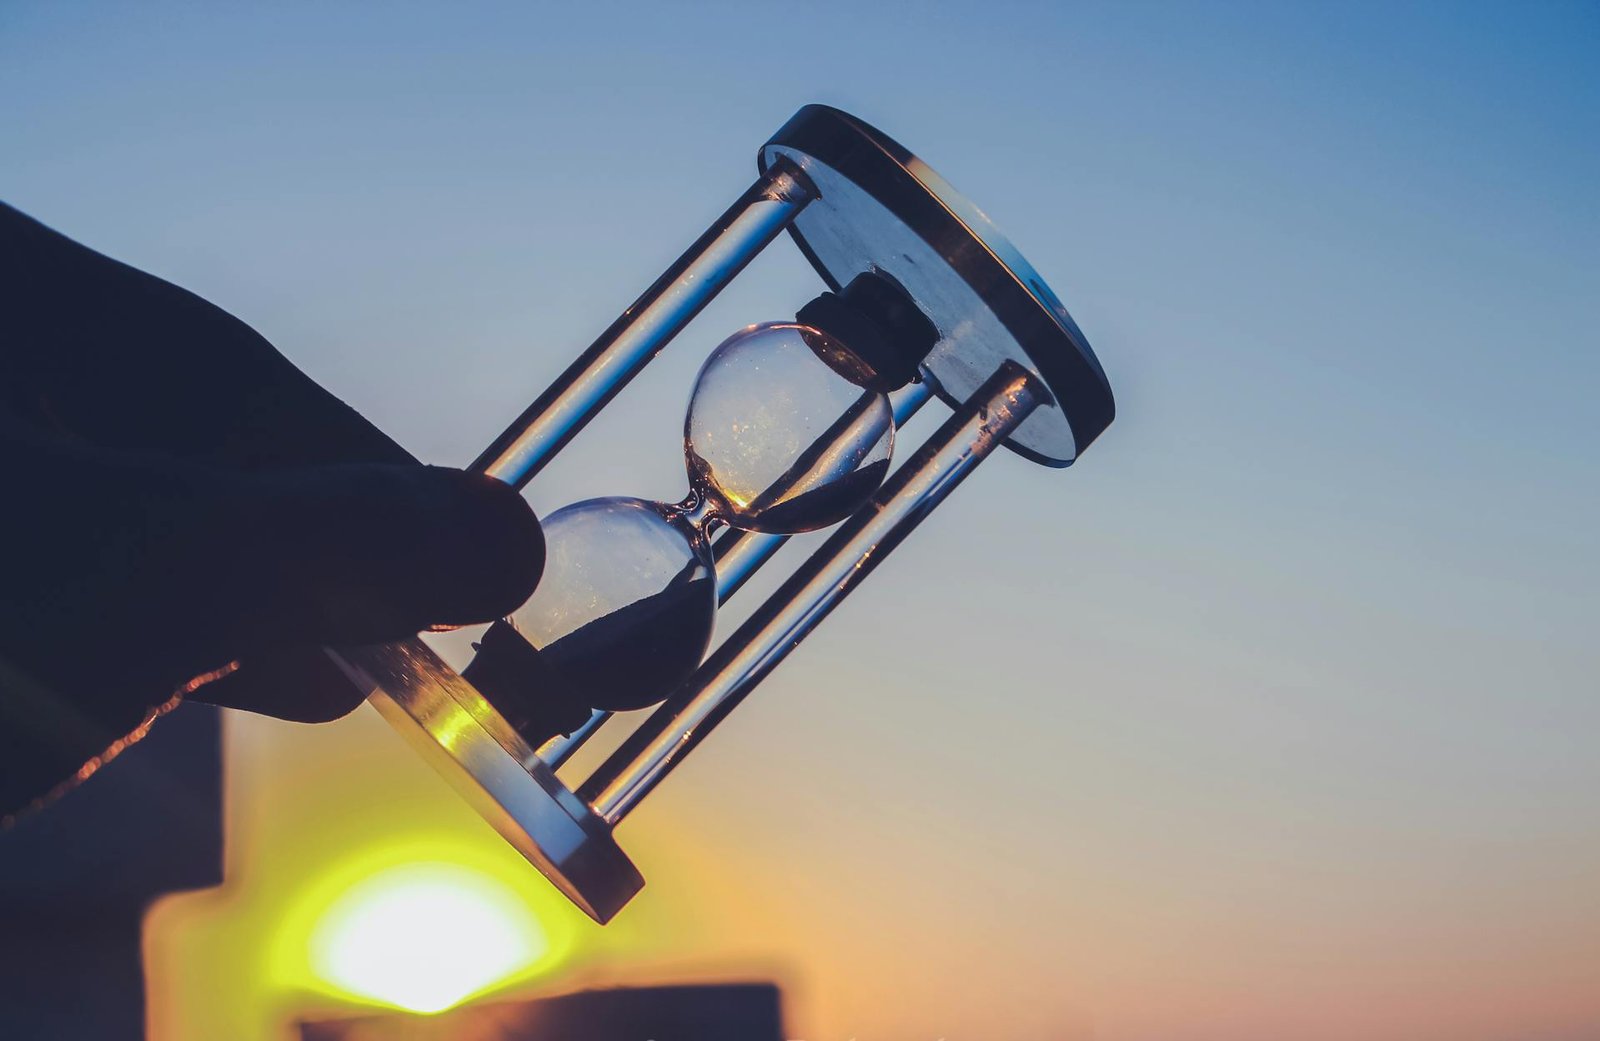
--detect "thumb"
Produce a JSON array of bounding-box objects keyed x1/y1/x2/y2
[
  {"x1": 1, "y1": 433, "x2": 543, "y2": 750},
  {"x1": 222, "y1": 464, "x2": 544, "y2": 649}
]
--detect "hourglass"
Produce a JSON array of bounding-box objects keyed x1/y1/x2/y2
[{"x1": 327, "y1": 105, "x2": 1115, "y2": 923}]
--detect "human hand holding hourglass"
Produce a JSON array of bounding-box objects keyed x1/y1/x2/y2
[{"x1": 330, "y1": 105, "x2": 1116, "y2": 923}]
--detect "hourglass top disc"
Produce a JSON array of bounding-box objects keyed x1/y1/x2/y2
[{"x1": 760, "y1": 105, "x2": 1114, "y2": 467}]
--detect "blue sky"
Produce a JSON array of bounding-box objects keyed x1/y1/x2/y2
[{"x1": 4, "y1": 3, "x2": 1598, "y2": 1039}]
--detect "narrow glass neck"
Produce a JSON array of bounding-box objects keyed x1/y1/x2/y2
[{"x1": 671, "y1": 489, "x2": 725, "y2": 539}]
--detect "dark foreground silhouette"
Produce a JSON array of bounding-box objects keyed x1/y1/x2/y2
[{"x1": 0, "y1": 202, "x2": 545, "y2": 816}]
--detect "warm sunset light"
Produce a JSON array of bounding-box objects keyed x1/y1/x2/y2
[
  {"x1": 20, "y1": 7, "x2": 1595, "y2": 1041},
  {"x1": 144, "y1": 711, "x2": 599, "y2": 1041},
  {"x1": 308, "y1": 862, "x2": 550, "y2": 1014}
]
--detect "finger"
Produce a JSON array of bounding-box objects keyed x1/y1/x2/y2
[
  {"x1": 3, "y1": 426, "x2": 541, "y2": 726},
  {"x1": 0, "y1": 201, "x2": 413, "y2": 470},
  {"x1": 186, "y1": 466, "x2": 545, "y2": 723},
  {"x1": 189, "y1": 646, "x2": 369, "y2": 724},
  {"x1": 218, "y1": 464, "x2": 545, "y2": 648}
]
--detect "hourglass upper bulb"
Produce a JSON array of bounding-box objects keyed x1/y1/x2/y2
[{"x1": 686, "y1": 270, "x2": 942, "y2": 533}]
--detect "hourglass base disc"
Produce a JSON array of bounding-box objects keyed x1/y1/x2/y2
[
  {"x1": 761, "y1": 105, "x2": 1115, "y2": 467},
  {"x1": 328, "y1": 639, "x2": 644, "y2": 924}
]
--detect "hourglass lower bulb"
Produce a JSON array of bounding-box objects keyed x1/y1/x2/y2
[{"x1": 463, "y1": 272, "x2": 939, "y2": 744}]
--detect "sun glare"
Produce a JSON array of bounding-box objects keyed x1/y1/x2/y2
[{"x1": 307, "y1": 862, "x2": 550, "y2": 1014}]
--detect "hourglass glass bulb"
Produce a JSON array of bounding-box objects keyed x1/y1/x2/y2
[
  {"x1": 464, "y1": 497, "x2": 718, "y2": 737},
  {"x1": 686, "y1": 271, "x2": 941, "y2": 533},
  {"x1": 685, "y1": 322, "x2": 892, "y2": 533}
]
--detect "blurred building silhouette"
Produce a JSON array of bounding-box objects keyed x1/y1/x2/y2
[
  {"x1": 299, "y1": 984, "x2": 784, "y2": 1041},
  {"x1": 0, "y1": 703, "x2": 223, "y2": 1040}
]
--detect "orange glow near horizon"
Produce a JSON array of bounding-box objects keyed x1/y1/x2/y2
[
  {"x1": 142, "y1": 706, "x2": 609, "y2": 1041},
  {"x1": 143, "y1": 660, "x2": 807, "y2": 1041}
]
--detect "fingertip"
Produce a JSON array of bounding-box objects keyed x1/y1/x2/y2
[
  {"x1": 192, "y1": 647, "x2": 372, "y2": 723},
  {"x1": 433, "y1": 468, "x2": 545, "y2": 621},
  {"x1": 237, "y1": 462, "x2": 544, "y2": 645}
]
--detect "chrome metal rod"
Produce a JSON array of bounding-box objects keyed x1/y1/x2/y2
[
  {"x1": 539, "y1": 377, "x2": 935, "y2": 769},
  {"x1": 890, "y1": 374, "x2": 937, "y2": 427},
  {"x1": 472, "y1": 161, "x2": 815, "y2": 489},
  {"x1": 581, "y1": 362, "x2": 1045, "y2": 823},
  {"x1": 712, "y1": 377, "x2": 935, "y2": 603},
  {"x1": 538, "y1": 707, "x2": 608, "y2": 771}
]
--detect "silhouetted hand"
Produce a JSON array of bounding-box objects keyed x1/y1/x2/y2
[{"x1": 0, "y1": 202, "x2": 544, "y2": 814}]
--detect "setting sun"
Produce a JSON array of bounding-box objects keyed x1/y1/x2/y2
[{"x1": 308, "y1": 862, "x2": 550, "y2": 1014}]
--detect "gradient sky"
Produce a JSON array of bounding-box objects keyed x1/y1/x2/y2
[{"x1": 4, "y1": 3, "x2": 1598, "y2": 1040}]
